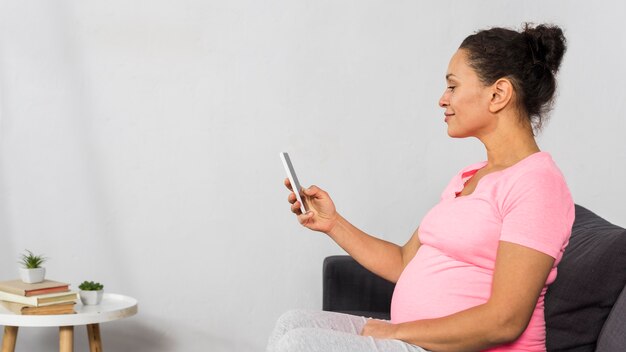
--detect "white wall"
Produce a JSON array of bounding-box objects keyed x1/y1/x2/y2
[{"x1": 1, "y1": 1, "x2": 624, "y2": 351}]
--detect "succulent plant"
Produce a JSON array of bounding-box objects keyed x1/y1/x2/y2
[{"x1": 79, "y1": 281, "x2": 104, "y2": 291}]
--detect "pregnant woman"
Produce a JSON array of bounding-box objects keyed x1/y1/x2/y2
[{"x1": 269, "y1": 23, "x2": 574, "y2": 352}]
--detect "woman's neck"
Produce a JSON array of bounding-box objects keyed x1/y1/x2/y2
[{"x1": 479, "y1": 125, "x2": 540, "y2": 170}]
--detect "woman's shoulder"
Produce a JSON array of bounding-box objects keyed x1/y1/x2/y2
[
  {"x1": 467, "y1": 151, "x2": 572, "y2": 206},
  {"x1": 501, "y1": 151, "x2": 567, "y2": 183},
  {"x1": 496, "y1": 152, "x2": 573, "y2": 207}
]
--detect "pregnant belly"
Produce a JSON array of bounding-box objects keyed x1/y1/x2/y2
[{"x1": 390, "y1": 245, "x2": 493, "y2": 324}]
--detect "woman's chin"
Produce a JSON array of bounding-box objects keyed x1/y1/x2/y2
[
  {"x1": 446, "y1": 128, "x2": 461, "y2": 138},
  {"x1": 446, "y1": 128, "x2": 471, "y2": 139}
]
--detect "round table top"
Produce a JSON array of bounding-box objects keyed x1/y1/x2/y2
[{"x1": 0, "y1": 293, "x2": 138, "y2": 327}]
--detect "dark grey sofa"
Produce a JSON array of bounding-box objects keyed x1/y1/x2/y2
[{"x1": 323, "y1": 205, "x2": 626, "y2": 351}]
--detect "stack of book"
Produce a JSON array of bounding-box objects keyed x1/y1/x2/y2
[{"x1": 0, "y1": 279, "x2": 78, "y2": 315}]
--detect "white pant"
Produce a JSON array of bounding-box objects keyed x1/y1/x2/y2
[{"x1": 267, "y1": 309, "x2": 428, "y2": 352}]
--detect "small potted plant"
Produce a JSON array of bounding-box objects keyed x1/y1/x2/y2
[
  {"x1": 79, "y1": 281, "x2": 104, "y2": 305},
  {"x1": 18, "y1": 250, "x2": 47, "y2": 284}
]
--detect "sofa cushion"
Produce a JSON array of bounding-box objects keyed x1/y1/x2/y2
[
  {"x1": 545, "y1": 205, "x2": 626, "y2": 351},
  {"x1": 596, "y1": 285, "x2": 626, "y2": 351}
]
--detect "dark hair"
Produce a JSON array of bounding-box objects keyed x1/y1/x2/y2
[{"x1": 459, "y1": 23, "x2": 567, "y2": 133}]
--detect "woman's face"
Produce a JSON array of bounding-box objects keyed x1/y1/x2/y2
[{"x1": 439, "y1": 49, "x2": 495, "y2": 138}]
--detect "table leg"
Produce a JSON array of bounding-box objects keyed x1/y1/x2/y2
[
  {"x1": 59, "y1": 326, "x2": 74, "y2": 352},
  {"x1": 87, "y1": 324, "x2": 103, "y2": 352},
  {"x1": 1, "y1": 326, "x2": 18, "y2": 352}
]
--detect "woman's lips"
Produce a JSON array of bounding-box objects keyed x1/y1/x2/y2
[{"x1": 444, "y1": 113, "x2": 454, "y2": 123}]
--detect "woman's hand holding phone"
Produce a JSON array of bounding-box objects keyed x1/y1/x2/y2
[{"x1": 284, "y1": 178, "x2": 338, "y2": 234}]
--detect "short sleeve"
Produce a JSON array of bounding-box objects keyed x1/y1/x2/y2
[{"x1": 499, "y1": 168, "x2": 575, "y2": 260}]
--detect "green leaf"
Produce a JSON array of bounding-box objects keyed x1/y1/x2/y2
[{"x1": 18, "y1": 249, "x2": 47, "y2": 269}]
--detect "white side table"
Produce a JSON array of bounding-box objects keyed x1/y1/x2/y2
[{"x1": 0, "y1": 293, "x2": 138, "y2": 352}]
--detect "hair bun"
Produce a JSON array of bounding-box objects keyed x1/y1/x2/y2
[{"x1": 522, "y1": 23, "x2": 566, "y2": 74}]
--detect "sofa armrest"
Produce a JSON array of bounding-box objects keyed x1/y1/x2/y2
[{"x1": 323, "y1": 255, "x2": 395, "y2": 319}]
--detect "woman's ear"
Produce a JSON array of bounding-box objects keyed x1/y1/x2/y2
[{"x1": 489, "y1": 78, "x2": 514, "y2": 113}]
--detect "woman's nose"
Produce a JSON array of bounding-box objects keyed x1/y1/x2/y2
[{"x1": 439, "y1": 91, "x2": 449, "y2": 108}]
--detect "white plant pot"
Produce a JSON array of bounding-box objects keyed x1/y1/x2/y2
[
  {"x1": 80, "y1": 290, "x2": 103, "y2": 305},
  {"x1": 19, "y1": 267, "x2": 46, "y2": 284}
]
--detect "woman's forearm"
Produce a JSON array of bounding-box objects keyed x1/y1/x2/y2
[
  {"x1": 391, "y1": 302, "x2": 520, "y2": 352},
  {"x1": 384, "y1": 241, "x2": 553, "y2": 351},
  {"x1": 326, "y1": 213, "x2": 405, "y2": 283}
]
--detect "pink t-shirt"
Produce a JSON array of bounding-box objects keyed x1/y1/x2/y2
[{"x1": 390, "y1": 152, "x2": 574, "y2": 352}]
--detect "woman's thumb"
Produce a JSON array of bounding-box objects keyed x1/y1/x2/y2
[{"x1": 303, "y1": 185, "x2": 319, "y2": 196}]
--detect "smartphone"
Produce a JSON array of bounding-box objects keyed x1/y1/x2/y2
[{"x1": 280, "y1": 152, "x2": 308, "y2": 214}]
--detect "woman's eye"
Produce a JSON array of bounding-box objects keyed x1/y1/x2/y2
[{"x1": 447, "y1": 86, "x2": 456, "y2": 91}]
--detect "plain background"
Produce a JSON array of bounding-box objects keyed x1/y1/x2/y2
[{"x1": 1, "y1": 1, "x2": 624, "y2": 351}]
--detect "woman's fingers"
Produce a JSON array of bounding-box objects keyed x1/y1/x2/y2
[
  {"x1": 297, "y1": 211, "x2": 314, "y2": 225},
  {"x1": 287, "y1": 192, "x2": 296, "y2": 204},
  {"x1": 291, "y1": 200, "x2": 303, "y2": 215},
  {"x1": 285, "y1": 181, "x2": 323, "y2": 225},
  {"x1": 284, "y1": 178, "x2": 293, "y2": 191}
]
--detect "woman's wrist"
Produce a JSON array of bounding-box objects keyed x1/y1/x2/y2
[{"x1": 325, "y1": 212, "x2": 344, "y2": 238}]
